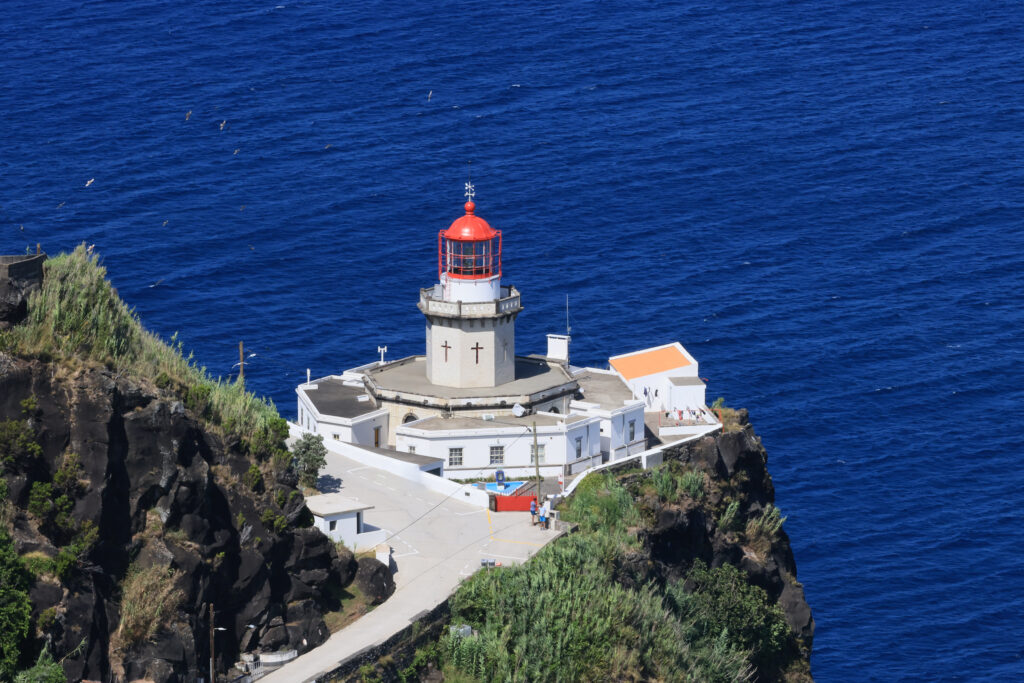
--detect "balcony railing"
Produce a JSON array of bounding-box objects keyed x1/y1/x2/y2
[{"x1": 418, "y1": 285, "x2": 522, "y2": 318}]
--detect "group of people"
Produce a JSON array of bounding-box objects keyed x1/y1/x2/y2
[{"x1": 530, "y1": 498, "x2": 552, "y2": 529}]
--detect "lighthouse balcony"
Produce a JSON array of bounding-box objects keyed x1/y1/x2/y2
[{"x1": 418, "y1": 285, "x2": 522, "y2": 318}]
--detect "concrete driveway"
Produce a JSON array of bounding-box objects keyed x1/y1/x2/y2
[{"x1": 259, "y1": 448, "x2": 557, "y2": 682}]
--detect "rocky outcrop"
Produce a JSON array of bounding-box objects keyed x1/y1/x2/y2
[
  {"x1": 657, "y1": 422, "x2": 816, "y2": 658},
  {"x1": 0, "y1": 254, "x2": 45, "y2": 330},
  {"x1": 0, "y1": 356, "x2": 354, "y2": 682}
]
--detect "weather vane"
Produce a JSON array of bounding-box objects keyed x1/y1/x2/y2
[{"x1": 465, "y1": 161, "x2": 475, "y2": 201}]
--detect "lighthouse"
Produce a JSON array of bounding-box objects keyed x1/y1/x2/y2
[{"x1": 419, "y1": 184, "x2": 522, "y2": 388}]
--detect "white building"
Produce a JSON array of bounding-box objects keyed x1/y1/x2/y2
[
  {"x1": 304, "y1": 493, "x2": 386, "y2": 551},
  {"x1": 396, "y1": 412, "x2": 602, "y2": 479},
  {"x1": 296, "y1": 187, "x2": 717, "y2": 481}
]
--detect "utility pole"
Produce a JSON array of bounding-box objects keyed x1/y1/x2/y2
[
  {"x1": 238, "y1": 341, "x2": 245, "y2": 385},
  {"x1": 533, "y1": 420, "x2": 541, "y2": 505},
  {"x1": 209, "y1": 603, "x2": 215, "y2": 683}
]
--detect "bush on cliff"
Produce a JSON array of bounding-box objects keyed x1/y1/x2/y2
[
  {"x1": 292, "y1": 432, "x2": 327, "y2": 488},
  {"x1": 0, "y1": 530, "x2": 33, "y2": 680},
  {"x1": 111, "y1": 563, "x2": 185, "y2": 652},
  {"x1": 0, "y1": 245, "x2": 285, "y2": 449},
  {"x1": 667, "y1": 560, "x2": 791, "y2": 673}
]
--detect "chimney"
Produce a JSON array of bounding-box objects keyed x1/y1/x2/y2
[{"x1": 546, "y1": 334, "x2": 570, "y2": 363}]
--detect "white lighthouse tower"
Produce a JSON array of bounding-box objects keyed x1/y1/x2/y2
[{"x1": 419, "y1": 184, "x2": 522, "y2": 388}]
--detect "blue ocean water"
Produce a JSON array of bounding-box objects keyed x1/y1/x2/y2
[{"x1": 3, "y1": 1, "x2": 1023, "y2": 679}]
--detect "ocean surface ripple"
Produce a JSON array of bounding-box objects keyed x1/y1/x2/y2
[{"x1": 3, "y1": 1, "x2": 1023, "y2": 679}]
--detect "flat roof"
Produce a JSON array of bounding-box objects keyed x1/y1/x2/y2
[
  {"x1": 573, "y1": 369, "x2": 636, "y2": 409},
  {"x1": 405, "y1": 413, "x2": 587, "y2": 433},
  {"x1": 304, "y1": 493, "x2": 373, "y2": 516},
  {"x1": 610, "y1": 344, "x2": 691, "y2": 381},
  {"x1": 669, "y1": 376, "x2": 705, "y2": 386},
  {"x1": 302, "y1": 378, "x2": 379, "y2": 419},
  {"x1": 366, "y1": 356, "x2": 576, "y2": 401},
  {"x1": 352, "y1": 443, "x2": 444, "y2": 465}
]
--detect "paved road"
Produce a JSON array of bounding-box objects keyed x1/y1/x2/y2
[{"x1": 259, "y1": 449, "x2": 557, "y2": 682}]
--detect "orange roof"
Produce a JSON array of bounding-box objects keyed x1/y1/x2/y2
[{"x1": 610, "y1": 345, "x2": 691, "y2": 381}]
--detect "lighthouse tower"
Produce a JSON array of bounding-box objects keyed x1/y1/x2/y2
[{"x1": 419, "y1": 185, "x2": 522, "y2": 388}]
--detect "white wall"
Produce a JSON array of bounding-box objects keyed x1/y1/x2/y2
[{"x1": 396, "y1": 415, "x2": 602, "y2": 480}]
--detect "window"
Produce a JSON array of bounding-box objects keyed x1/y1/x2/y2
[
  {"x1": 333, "y1": 433, "x2": 340, "y2": 441},
  {"x1": 404, "y1": 413, "x2": 419, "y2": 424},
  {"x1": 408, "y1": 445, "x2": 416, "y2": 454},
  {"x1": 329, "y1": 520, "x2": 337, "y2": 531},
  {"x1": 628, "y1": 420, "x2": 636, "y2": 442},
  {"x1": 530, "y1": 444, "x2": 545, "y2": 464},
  {"x1": 489, "y1": 446, "x2": 504, "y2": 465},
  {"x1": 374, "y1": 426, "x2": 381, "y2": 448},
  {"x1": 575, "y1": 437, "x2": 583, "y2": 460},
  {"x1": 449, "y1": 447, "x2": 463, "y2": 467}
]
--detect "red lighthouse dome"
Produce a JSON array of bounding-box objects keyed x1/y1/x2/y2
[{"x1": 438, "y1": 196, "x2": 502, "y2": 281}]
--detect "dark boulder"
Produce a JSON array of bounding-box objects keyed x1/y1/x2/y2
[
  {"x1": 0, "y1": 253, "x2": 44, "y2": 329},
  {"x1": 355, "y1": 557, "x2": 395, "y2": 605}
]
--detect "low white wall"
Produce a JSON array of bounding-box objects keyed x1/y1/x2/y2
[
  {"x1": 289, "y1": 423, "x2": 490, "y2": 508},
  {"x1": 353, "y1": 529, "x2": 388, "y2": 552},
  {"x1": 563, "y1": 427, "x2": 721, "y2": 497}
]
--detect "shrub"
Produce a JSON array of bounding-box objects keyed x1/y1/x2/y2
[
  {"x1": 0, "y1": 531, "x2": 32, "y2": 680},
  {"x1": 112, "y1": 563, "x2": 184, "y2": 650},
  {"x1": 244, "y1": 463, "x2": 264, "y2": 492},
  {"x1": 13, "y1": 646, "x2": 64, "y2": 683},
  {"x1": 718, "y1": 501, "x2": 741, "y2": 533},
  {"x1": 293, "y1": 433, "x2": 327, "y2": 489},
  {"x1": 275, "y1": 489, "x2": 287, "y2": 509},
  {"x1": 0, "y1": 418, "x2": 42, "y2": 470},
  {"x1": 36, "y1": 607, "x2": 57, "y2": 634},
  {"x1": 560, "y1": 472, "x2": 641, "y2": 534},
  {"x1": 745, "y1": 504, "x2": 786, "y2": 556},
  {"x1": 273, "y1": 514, "x2": 288, "y2": 535},
  {"x1": 681, "y1": 470, "x2": 705, "y2": 500},
  {"x1": 667, "y1": 560, "x2": 791, "y2": 672},
  {"x1": 651, "y1": 468, "x2": 676, "y2": 500},
  {"x1": 235, "y1": 511, "x2": 246, "y2": 530}
]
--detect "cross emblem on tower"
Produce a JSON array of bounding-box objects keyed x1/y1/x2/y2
[
  {"x1": 441, "y1": 340, "x2": 451, "y2": 362},
  {"x1": 471, "y1": 342, "x2": 483, "y2": 364},
  {"x1": 464, "y1": 181, "x2": 475, "y2": 202}
]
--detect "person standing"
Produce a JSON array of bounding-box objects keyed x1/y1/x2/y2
[{"x1": 530, "y1": 498, "x2": 538, "y2": 526}]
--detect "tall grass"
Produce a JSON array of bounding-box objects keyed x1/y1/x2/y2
[
  {"x1": 111, "y1": 563, "x2": 184, "y2": 650},
  {"x1": 2, "y1": 246, "x2": 284, "y2": 448},
  {"x1": 444, "y1": 532, "x2": 752, "y2": 682}
]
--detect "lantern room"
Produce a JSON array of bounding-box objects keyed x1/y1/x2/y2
[{"x1": 438, "y1": 200, "x2": 503, "y2": 303}]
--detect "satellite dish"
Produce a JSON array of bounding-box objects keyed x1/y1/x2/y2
[{"x1": 512, "y1": 403, "x2": 526, "y2": 418}]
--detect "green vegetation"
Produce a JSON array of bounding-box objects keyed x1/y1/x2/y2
[
  {"x1": 0, "y1": 418, "x2": 42, "y2": 471},
  {"x1": 711, "y1": 397, "x2": 744, "y2": 433},
  {"x1": 718, "y1": 500, "x2": 742, "y2": 533},
  {"x1": 746, "y1": 504, "x2": 786, "y2": 557},
  {"x1": 424, "y1": 466, "x2": 802, "y2": 682},
  {"x1": 13, "y1": 648, "x2": 64, "y2": 683},
  {"x1": 111, "y1": 563, "x2": 184, "y2": 652},
  {"x1": 667, "y1": 560, "x2": 791, "y2": 673},
  {"x1": 647, "y1": 464, "x2": 704, "y2": 503},
  {"x1": 244, "y1": 463, "x2": 264, "y2": 492},
  {"x1": 292, "y1": 432, "x2": 327, "y2": 488},
  {"x1": 0, "y1": 245, "x2": 286, "y2": 451},
  {"x1": 433, "y1": 473, "x2": 757, "y2": 682},
  {"x1": 0, "y1": 530, "x2": 33, "y2": 680}
]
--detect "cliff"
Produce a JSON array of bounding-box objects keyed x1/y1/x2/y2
[
  {"x1": 342, "y1": 414, "x2": 814, "y2": 682},
  {"x1": 0, "y1": 247, "x2": 388, "y2": 682}
]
